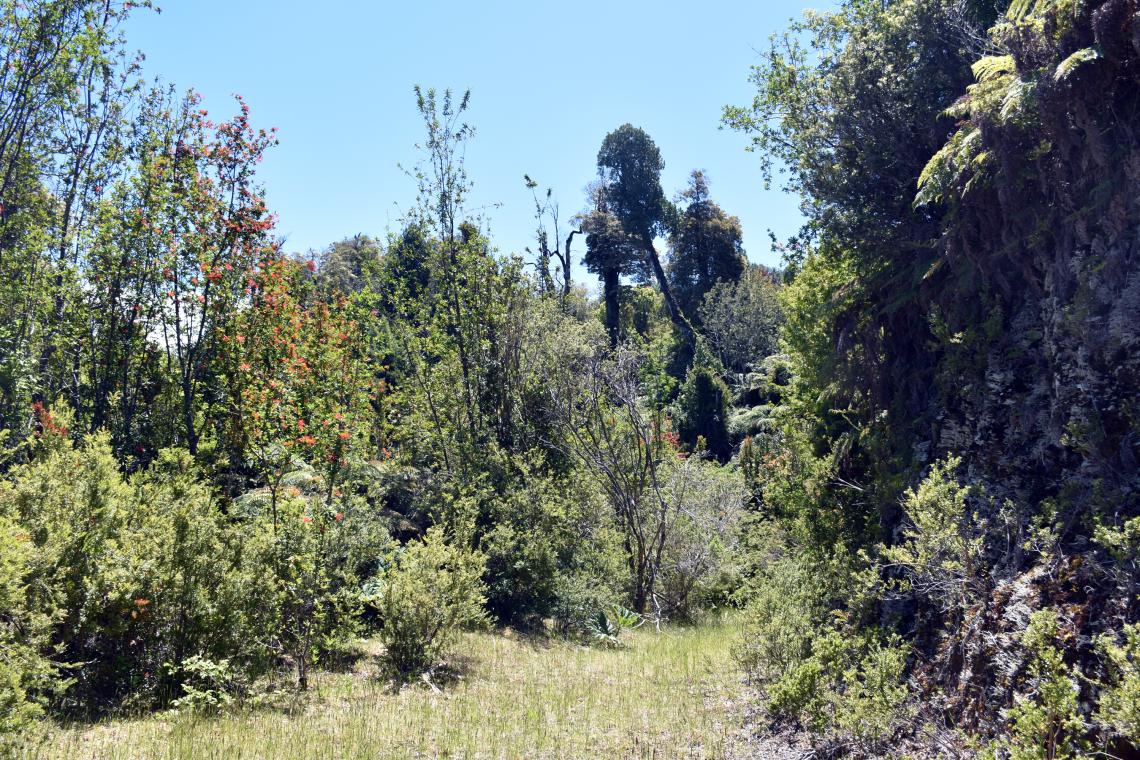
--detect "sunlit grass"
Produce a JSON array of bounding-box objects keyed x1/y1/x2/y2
[{"x1": 45, "y1": 616, "x2": 745, "y2": 759}]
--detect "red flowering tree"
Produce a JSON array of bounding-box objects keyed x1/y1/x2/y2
[
  {"x1": 128, "y1": 88, "x2": 279, "y2": 454},
  {"x1": 218, "y1": 254, "x2": 378, "y2": 688},
  {"x1": 221, "y1": 254, "x2": 374, "y2": 529}
]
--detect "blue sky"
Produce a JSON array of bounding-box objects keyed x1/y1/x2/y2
[{"x1": 127, "y1": 1, "x2": 826, "y2": 273}]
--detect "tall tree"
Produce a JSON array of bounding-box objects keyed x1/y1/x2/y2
[
  {"x1": 596, "y1": 125, "x2": 691, "y2": 336},
  {"x1": 579, "y1": 181, "x2": 639, "y2": 347},
  {"x1": 667, "y1": 170, "x2": 745, "y2": 322}
]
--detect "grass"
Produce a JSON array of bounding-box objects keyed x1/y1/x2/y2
[{"x1": 43, "y1": 616, "x2": 746, "y2": 759}]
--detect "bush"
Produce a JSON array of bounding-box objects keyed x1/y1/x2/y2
[
  {"x1": 992, "y1": 609, "x2": 1088, "y2": 760},
  {"x1": 370, "y1": 528, "x2": 487, "y2": 675},
  {"x1": 734, "y1": 533, "x2": 827, "y2": 681},
  {"x1": 656, "y1": 456, "x2": 746, "y2": 619},
  {"x1": 0, "y1": 433, "x2": 351, "y2": 715},
  {"x1": 767, "y1": 627, "x2": 910, "y2": 750},
  {"x1": 672, "y1": 366, "x2": 731, "y2": 461},
  {"x1": 167, "y1": 656, "x2": 241, "y2": 714},
  {"x1": 882, "y1": 456, "x2": 984, "y2": 613},
  {"x1": 0, "y1": 506, "x2": 55, "y2": 750},
  {"x1": 1096, "y1": 623, "x2": 1140, "y2": 742}
]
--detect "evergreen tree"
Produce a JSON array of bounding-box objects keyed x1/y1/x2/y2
[{"x1": 667, "y1": 171, "x2": 746, "y2": 322}]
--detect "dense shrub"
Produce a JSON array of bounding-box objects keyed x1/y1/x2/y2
[
  {"x1": 734, "y1": 549, "x2": 826, "y2": 682},
  {"x1": 370, "y1": 528, "x2": 487, "y2": 675},
  {"x1": 672, "y1": 366, "x2": 731, "y2": 461},
  {"x1": 881, "y1": 456, "x2": 986, "y2": 613},
  {"x1": 0, "y1": 502, "x2": 55, "y2": 749},
  {"x1": 767, "y1": 628, "x2": 910, "y2": 750},
  {"x1": 1096, "y1": 623, "x2": 1140, "y2": 742},
  {"x1": 0, "y1": 433, "x2": 272, "y2": 710},
  {"x1": 655, "y1": 456, "x2": 746, "y2": 619}
]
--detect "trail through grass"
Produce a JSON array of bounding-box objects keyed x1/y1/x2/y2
[{"x1": 46, "y1": 617, "x2": 746, "y2": 759}]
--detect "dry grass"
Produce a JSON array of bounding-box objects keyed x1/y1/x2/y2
[{"x1": 42, "y1": 616, "x2": 746, "y2": 759}]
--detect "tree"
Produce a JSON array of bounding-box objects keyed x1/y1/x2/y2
[
  {"x1": 524, "y1": 175, "x2": 579, "y2": 305},
  {"x1": 722, "y1": 0, "x2": 993, "y2": 544},
  {"x1": 547, "y1": 343, "x2": 693, "y2": 614},
  {"x1": 316, "y1": 234, "x2": 381, "y2": 296},
  {"x1": 673, "y1": 365, "x2": 732, "y2": 461},
  {"x1": 698, "y1": 265, "x2": 782, "y2": 373},
  {"x1": 667, "y1": 170, "x2": 746, "y2": 321},
  {"x1": 137, "y1": 89, "x2": 277, "y2": 455},
  {"x1": 596, "y1": 125, "x2": 691, "y2": 336},
  {"x1": 579, "y1": 181, "x2": 640, "y2": 347}
]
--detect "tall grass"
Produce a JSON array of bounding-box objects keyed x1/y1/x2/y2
[{"x1": 45, "y1": 617, "x2": 743, "y2": 759}]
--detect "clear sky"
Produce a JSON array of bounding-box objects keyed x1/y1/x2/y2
[{"x1": 127, "y1": 1, "x2": 827, "y2": 273}]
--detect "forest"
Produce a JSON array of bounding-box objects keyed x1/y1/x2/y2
[{"x1": 0, "y1": 0, "x2": 1138, "y2": 757}]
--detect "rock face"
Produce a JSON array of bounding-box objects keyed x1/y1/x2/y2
[
  {"x1": 903, "y1": 0, "x2": 1140, "y2": 725},
  {"x1": 929, "y1": 0, "x2": 1140, "y2": 532}
]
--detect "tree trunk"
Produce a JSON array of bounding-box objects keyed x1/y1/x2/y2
[
  {"x1": 639, "y1": 235, "x2": 692, "y2": 338},
  {"x1": 603, "y1": 267, "x2": 621, "y2": 347}
]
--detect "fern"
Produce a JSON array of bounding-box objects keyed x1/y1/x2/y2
[
  {"x1": 1053, "y1": 47, "x2": 1101, "y2": 81},
  {"x1": 972, "y1": 55, "x2": 1015, "y2": 82}
]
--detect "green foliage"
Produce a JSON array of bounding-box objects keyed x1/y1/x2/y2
[
  {"x1": 371, "y1": 528, "x2": 487, "y2": 676},
  {"x1": 768, "y1": 627, "x2": 910, "y2": 749},
  {"x1": 586, "y1": 604, "x2": 643, "y2": 648},
  {"x1": 735, "y1": 543, "x2": 827, "y2": 682},
  {"x1": 672, "y1": 366, "x2": 731, "y2": 461},
  {"x1": 667, "y1": 171, "x2": 746, "y2": 321},
  {"x1": 0, "y1": 499, "x2": 54, "y2": 748},
  {"x1": 656, "y1": 456, "x2": 747, "y2": 618},
  {"x1": 993, "y1": 609, "x2": 1088, "y2": 759},
  {"x1": 166, "y1": 656, "x2": 239, "y2": 714},
  {"x1": 698, "y1": 266, "x2": 783, "y2": 375},
  {"x1": 2, "y1": 433, "x2": 259, "y2": 710},
  {"x1": 1094, "y1": 624, "x2": 1140, "y2": 742},
  {"x1": 882, "y1": 457, "x2": 985, "y2": 612}
]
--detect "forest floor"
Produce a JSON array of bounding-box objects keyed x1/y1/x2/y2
[{"x1": 42, "y1": 615, "x2": 807, "y2": 760}]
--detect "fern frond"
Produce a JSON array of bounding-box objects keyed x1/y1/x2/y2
[
  {"x1": 972, "y1": 55, "x2": 1016, "y2": 82},
  {"x1": 1053, "y1": 47, "x2": 1101, "y2": 81}
]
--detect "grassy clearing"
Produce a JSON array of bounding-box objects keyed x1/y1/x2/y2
[{"x1": 44, "y1": 616, "x2": 745, "y2": 759}]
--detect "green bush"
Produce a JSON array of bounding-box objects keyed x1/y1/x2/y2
[
  {"x1": 0, "y1": 431, "x2": 389, "y2": 717},
  {"x1": 549, "y1": 558, "x2": 624, "y2": 638},
  {"x1": 0, "y1": 505, "x2": 55, "y2": 750},
  {"x1": 767, "y1": 627, "x2": 910, "y2": 750},
  {"x1": 167, "y1": 656, "x2": 240, "y2": 714},
  {"x1": 992, "y1": 609, "x2": 1088, "y2": 760},
  {"x1": 370, "y1": 528, "x2": 487, "y2": 675},
  {"x1": 656, "y1": 456, "x2": 747, "y2": 620},
  {"x1": 882, "y1": 456, "x2": 984, "y2": 613},
  {"x1": 1096, "y1": 623, "x2": 1140, "y2": 741},
  {"x1": 735, "y1": 557, "x2": 823, "y2": 682},
  {"x1": 672, "y1": 366, "x2": 731, "y2": 461}
]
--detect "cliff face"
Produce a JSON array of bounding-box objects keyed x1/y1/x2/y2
[
  {"x1": 925, "y1": 0, "x2": 1140, "y2": 531},
  {"x1": 909, "y1": 0, "x2": 1140, "y2": 723}
]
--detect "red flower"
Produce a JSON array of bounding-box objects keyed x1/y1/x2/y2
[
  {"x1": 334, "y1": 512, "x2": 344, "y2": 522},
  {"x1": 338, "y1": 431, "x2": 350, "y2": 440},
  {"x1": 298, "y1": 435, "x2": 317, "y2": 446},
  {"x1": 305, "y1": 260, "x2": 316, "y2": 272},
  {"x1": 301, "y1": 516, "x2": 312, "y2": 524}
]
